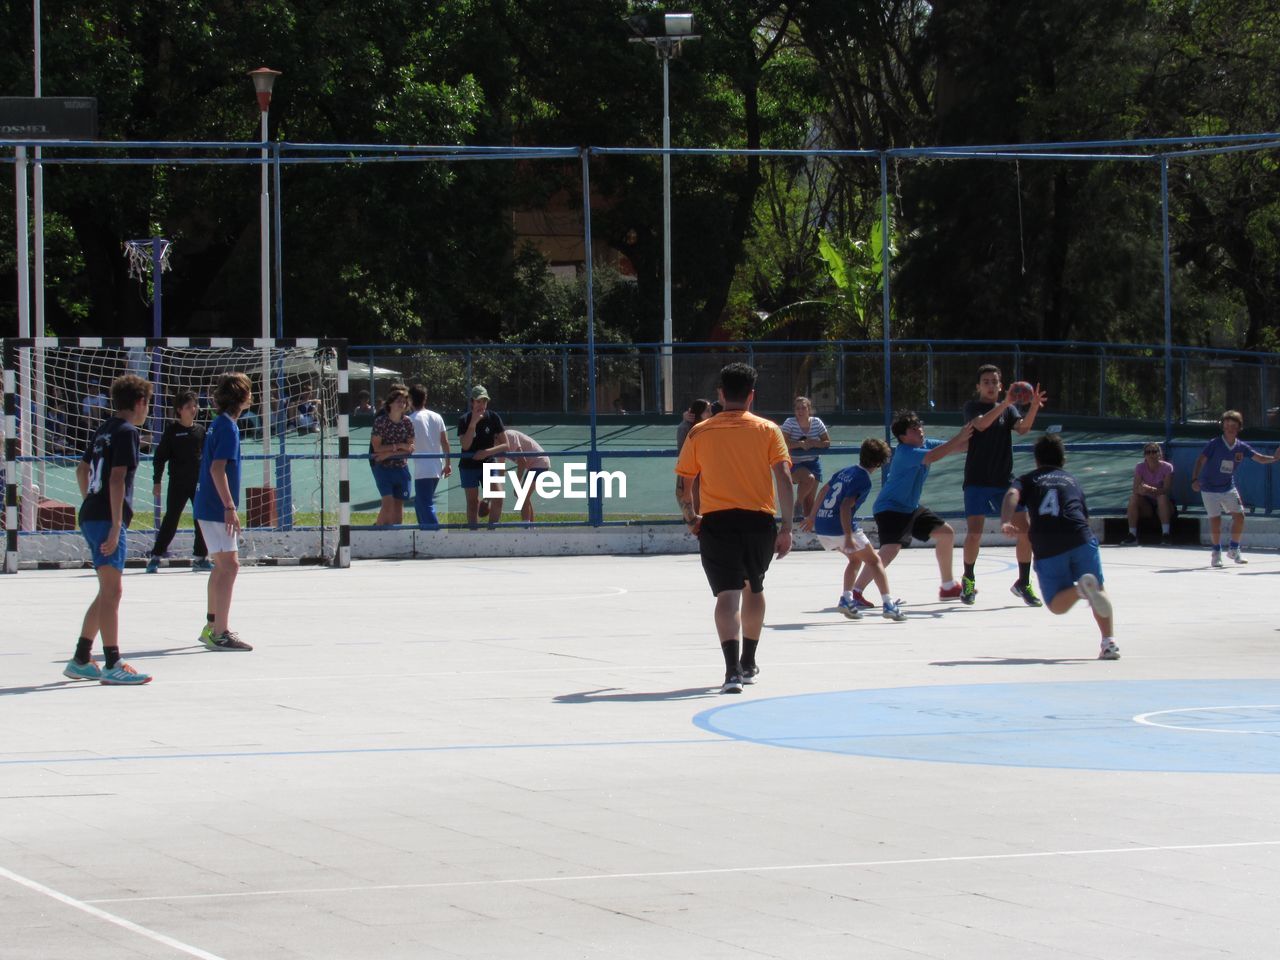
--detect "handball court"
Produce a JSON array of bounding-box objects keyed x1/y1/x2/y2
[{"x1": 2, "y1": 543, "x2": 1278, "y2": 959}]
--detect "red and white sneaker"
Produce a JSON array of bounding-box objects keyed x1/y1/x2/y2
[{"x1": 939, "y1": 583, "x2": 963, "y2": 601}]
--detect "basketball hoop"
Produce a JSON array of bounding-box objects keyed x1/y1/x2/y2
[{"x1": 123, "y1": 237, "x2": 172, "y2": 285}]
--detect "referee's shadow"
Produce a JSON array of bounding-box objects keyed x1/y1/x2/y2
[
  {"x1": 555, "y1": 686, "x2": 719, "y2": 703},
  {"x1": 931, "y1": 656, "x2": 1096, "y2": 666}
]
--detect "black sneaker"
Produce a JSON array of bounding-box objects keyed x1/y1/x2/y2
[
  {"x1": 1119, "y1": 533, "x2": 1139, "y2": 545},
  {"x1": 721, "y1": 673, "x2": 744, "y2": 694},
  {"x1": 740, "y1": 663, "x2": 759, "y2": 685},
  {"x1": 210, "y1": 631, "x2": 254, "y2": 651}
]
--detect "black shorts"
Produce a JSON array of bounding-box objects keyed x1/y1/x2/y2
[
  {"x1": 874, "y1": 507, "x2": 946, "y2": 547},
  {"x1": 698, "y1": 509, "x2": 777, "y2": 595}
]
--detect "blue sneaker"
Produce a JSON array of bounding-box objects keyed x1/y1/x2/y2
[
  {"x1": 837, "y1": 596, "x2": 863, "y2": 620},
  {"x1": 145, "y1": 556, "x2": 160, "y2": 574},
  {"x1": 99, "y1": 662, "x2": 152, "y2": 685},
  {"x1": 882, "y1": 599, "x2": 907, "y2": 622},
  {"x1": 191, "y1": 557, "x2": 214, "y2": 572},
  {"x1": 63, "y1": 659, "x2": 102, "y2": 681}
]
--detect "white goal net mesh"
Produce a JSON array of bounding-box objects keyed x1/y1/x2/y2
[{"x1": 4, "y1": 338, "x2": 347, "y2": 570}]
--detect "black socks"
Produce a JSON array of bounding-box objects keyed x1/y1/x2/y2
[
  {"x1": 720, "y1": 639, "x2": 741, "y2": 674},
  {"x1": 74, "y1": 637, "x2": 93, "y2": 664}
]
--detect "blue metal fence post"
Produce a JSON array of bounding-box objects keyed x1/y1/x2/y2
[
  {"x1": 1098, "y1": 346, "x2": 1107, "y2": 417},
  {"x1": 879, "y1": 153, "x2": 893, "y2": 441},
  {"x1": 1160, "y1": 158, "x2": 1175, "y2": 444},
  {"x1": 582, "y1": 149, "x2": 603, "y2": 526}
]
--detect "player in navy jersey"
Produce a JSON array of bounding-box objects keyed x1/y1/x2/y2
[
  {"x1": 63, "y1": 374, "x2": 155, "y2": 686},
  {"x1": 146, "y1": 390, "x2": 209, "y2": 572},
  {"x1": 1190, "y1": 410, "x2": 1280, "y2": 566},
  {"x1": 1000, "y1": 433, "x2": 1119, "y2": 660},
  {"x1": 960, "y1": 364, "x2": 1047, "y2": 607},
  {"x1": 802, "y1": 438, "x2": 905, "y2": 621}
]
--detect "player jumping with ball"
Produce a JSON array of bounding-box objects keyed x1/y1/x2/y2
[{"x1": 1001, "y1": 433, "x2": 1119, "y2": 660}]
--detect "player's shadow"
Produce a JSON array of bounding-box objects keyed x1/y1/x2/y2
[
  {"x1": 0, "y1": 680, "x2": 93, "y2": 696},
  {"x1": 555, "y1": 686, "x2": 719, "y2": 704},
  {"x1": 931, "y1": 656, "x2": 1096, "y2": 667}
]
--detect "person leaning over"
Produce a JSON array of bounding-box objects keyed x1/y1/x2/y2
[{"x1": 674, "y1": 362, "x2": 794, "y2": 696}]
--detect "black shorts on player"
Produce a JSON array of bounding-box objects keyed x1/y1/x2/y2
[
  {"x1": 874, "y1": 507, "x2": 947, "y2": 548},
  {"x1": 698, "y1": 509, "x2": 777, "y2": 594}
]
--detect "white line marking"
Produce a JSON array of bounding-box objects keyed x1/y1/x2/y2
[
  {"x1": 86, "y1": 839, "x2": 1280, "y2": 904},
  {"x1": 0, "y1": 864, "x2": 229, "y2": 959},
  {"x1": 1133, "y1": 704, "x2": 1280, "y2": 734}
]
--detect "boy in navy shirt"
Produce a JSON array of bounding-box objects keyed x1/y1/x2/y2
[
  {"x1": 1001, "y1": 433, "x2": 1119, "y2": 660},
  {"x1": 64, "y1": 374, "x2": 154, "y2": 685},
  {"x1": 146, "y1": 390, "x2": 210, "y2": 572},
  {"x1": 802, "y1": 438, "x2": 905, "y2": 621},
  {"x1": 1190, "y1": 410, "x2": 1280, "y2": 566}
]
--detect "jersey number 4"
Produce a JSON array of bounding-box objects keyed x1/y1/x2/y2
[{"x1": 1037, "y1": 488, "x2": 1061, "y2": 517}]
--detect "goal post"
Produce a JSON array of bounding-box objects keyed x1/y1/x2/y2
[{"x1": 2, "y1": 337, "x2": 350, "y2": 573}]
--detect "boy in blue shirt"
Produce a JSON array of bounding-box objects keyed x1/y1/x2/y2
[
  {"x1": 1001, "y1": 433, "x2": 1119, "y2": 660},
  {"x1": 194, "y1": 373, "x2": 255, "y2": 651},
  {"x1": 1190, "y1": 410, "x2": 1280, "y2": 566},
  {"x1": 851, "y1": 411, "x2": 973, "y2": 604},
  {"x1": 802, "y1": 438, "x2": 905, "y2": 621},
  {"x1": 64, "y1": 374, "x2": 154, "y2": 686}
]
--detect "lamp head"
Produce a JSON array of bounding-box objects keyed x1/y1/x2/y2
[{"x1": 247, "y1": 66, "x2": 282, "y2": 112}]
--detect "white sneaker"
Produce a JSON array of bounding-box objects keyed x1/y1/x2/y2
[
  {"x1": 1098, "y1": 639, "x2": 1121, "y2": 661},
  {"x1": 1211, "y1": 551, "x2": 1224, "y2": 568},
  {"x1": 1075, "y1": 573, "x2": 1112, "y2": 619},
  {"x1": 1228, "y1": 547, "x2": 1248, "y2": 565}
]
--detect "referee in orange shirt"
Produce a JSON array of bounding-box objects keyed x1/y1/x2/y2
[{"x1": 675, "y1": 363, "x2": 794, "y2": 694}]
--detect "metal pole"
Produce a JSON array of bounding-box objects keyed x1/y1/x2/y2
[
  {"x1": 151, "y1": 237, "x2": 163, "y2": 337},
  {"x1": 273, "y1": 142, "x2": 285, "y2": 339},
  {"x1": 259, "y1": 107, "x2": 272, "y2": 490},
  {"x1": 582, "y1": 149, "x2": 601, "y2": 525},
  {"x1": 1160, "y1": 158, "x2": 1174, "y2": 444},
  {"x1": 879, "y1": 153, "x2": 893, "y2": 442},
  {"x1": 14, "y1": 147, "x2": 37, "y2": 530},
  {"x1": 33, "y1": 0, "x2": 43, "y2": 339},
  {"x1": 661, "y1": 50, "x2": 674, "y2": 416}
]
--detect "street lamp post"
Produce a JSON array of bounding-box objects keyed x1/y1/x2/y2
[
  {"x1": 248, "y1": 67, "x2": 280, "y2": 491},
  {"x1": 630, "y1": 14, "x2": 698, "y2": 415}
]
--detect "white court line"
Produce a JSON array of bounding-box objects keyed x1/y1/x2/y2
[
  {"x1": 86, "y1": 838, "x2": 1280, "y2": 904},
  {"x1": 1133, "y1": 704, "x2": 1280, "y2": 735},
  {"x1": 0, "y1": 864, "x2": 228, "y2": 960}
]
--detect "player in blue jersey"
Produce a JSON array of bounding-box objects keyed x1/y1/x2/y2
[
  {"x1": 1001, "y1": 432, "x2": 1119, "y2": 660},
  {"x1": 1190, "y1": 410, "x2": 1280, "y2": 567},
  {"x1": 193, "y1": 373, "x2": 255, "y2": 651},
  {"x1": 63, "y1": 374, "x2": 154, "y2": 686},
  {"x1": 802, "y1": 438, "x2": 905, "y2": 621},
  {"x1": 850, "y1": 411, "x2": 973, "y2": 604}
]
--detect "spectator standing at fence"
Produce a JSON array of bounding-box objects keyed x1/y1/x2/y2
[
  {"x1": 676, "y1": 399, "x2": 711, "y2": 454},
  {"x1": 502, "y1": 429, "x2": 551, "y2": 522},
  {"x1": 1191, "y1": 410, "x2": 1280, "y2": 566},
  {"x1": 458, "y1": 385, "x2": 509, "y2": 529},
  {"x1": 1001, "y1": 432, "x2": 1120, "y2": 660},
  {"x1": 780, "y1": 397, "x2": 830, "y2": 521},
  {"x1": 960, "y1": 365, "x2": 1046, "y2": 607},
  {"x1": 146, "y1": 390, "x2": 210, "y2": 573},
  {"x1": 408, "y1": 383, "x2": 451, "y2": 529},
  {"x1": 193, "y1": 373, "x2": 255, "y2": 652},
  {"x1": 353, "y1": 391, "x2": 374, "y2": 416},
  {"x1": 369, "y1": 384, "x2": 415, "y2": 527},
  {"x1": 63, "y1": 374, "x2": 155, "y2": 685},
  {"x1": 851, "y1": 412, "x2": 973, "y2": 605},
  {"x1": 675, "y1": 362, "x2": 794, "y2": 695},
  {"x1": 1122, "y1": 443, "x2": 1175, "y2": 545}
]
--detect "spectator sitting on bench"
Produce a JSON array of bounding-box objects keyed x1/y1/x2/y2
[{"x1": 1121, "y1": 442, "x2": 1174, "y2": 545}]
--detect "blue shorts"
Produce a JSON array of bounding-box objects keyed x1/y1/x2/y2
[
  {"x1": 371, "y1": 464, "x2": 412, "y2": 500},
  {"x1": 458, "y1": 468, "x2": 483, "y2": 490},
  {"x1": 1034, "y1": 540, "x2": 1104, "y2": 602},
  {"x1": 964, "y1": 485, "x2": 1025, "y2": 517},
  {"x1": 81, "y1": 521, "x2": 127, "y2": 570},
  {"x1": 793, "y1": 459, "x2": 823, "y2": 483}
]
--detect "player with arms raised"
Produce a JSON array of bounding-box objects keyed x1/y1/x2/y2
[
  {"x1": 960, "y1": 366, "x2": 1046, "y2": 607},
  {"x1": 1001, "y1": 433, "x2": 1119, "y2": 660}
]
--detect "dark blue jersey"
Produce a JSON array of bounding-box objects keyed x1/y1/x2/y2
[
  {"x1": 813, "y1": 465, "x2": 873, "y2": 536},
  {"x1": 1013, "y1": 467, "x2": 1094, "y2": 559},
  {"x1": 78, "y1": 416, "x2": 141, "y2": 526}
]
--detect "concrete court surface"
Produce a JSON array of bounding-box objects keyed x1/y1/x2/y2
[{"x1": 1, "y1": 543, "x2": 1278, "y2": 959}]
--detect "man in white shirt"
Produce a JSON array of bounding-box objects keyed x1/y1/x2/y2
[{"x1": 407, "y1": 383, "x2": 452, "y2": 528}]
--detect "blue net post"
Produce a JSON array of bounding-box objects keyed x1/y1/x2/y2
[
  {"x1": 586, "y1": 449, "x2": 604, "y2": 526},
  {"x1": 275, "y1": 454, "x2": 294, "y2": 530}
]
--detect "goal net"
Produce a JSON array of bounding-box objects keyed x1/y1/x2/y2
[{"x1": 3, "y1": 337, "x2": 350, "y2": 573}]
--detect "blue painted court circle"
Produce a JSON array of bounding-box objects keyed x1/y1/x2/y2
[{"x1": 693, "y1": 680, "x2": 1280, "y2": 773}]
